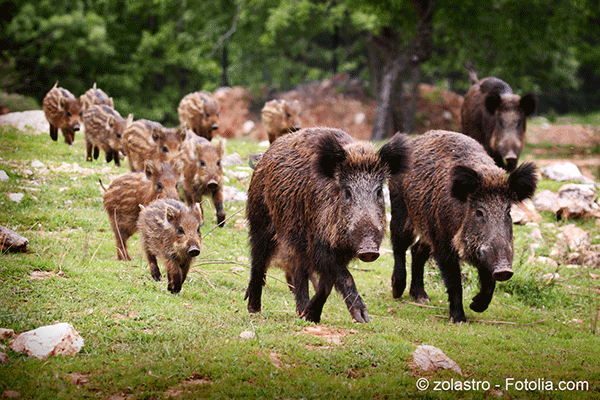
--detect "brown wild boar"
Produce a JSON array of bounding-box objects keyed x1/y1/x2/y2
[
  {"x1": 389, "y1": 130, "x2": 538, "y2": 323},
  {"x1": 42, "y1": 82, "x2": 83, "y2": 145},
  {"x1": 82, "y1": 105, "x2": 133, "y2": 166},
  {"x1": 179, "y1": 135, "x2": 226, "y2": 226},
  {"x1": 138, "y1": 198, "x2": 203, "y2": 293},
  {"x1": 102, "y1": 160, "x2": 179, "y2": 261},
  {"x1": 245, "y1": 127, "x2": 411, "y2": 323},
  {"x1": 261, "y1": 99, "x2": 302, "y2": 144},
  {"x1": 177, "y1": 91, "x2": 220, "y2": 140},
  {"x1": 461, "y1": 63, "x2": 537, "y2": 171},
  {"x1": 80, "y1": 82, "x2": 114, "y2": 110},
  {"x1": 122, "y1": 119, "x2": 186, "y2": 172}
]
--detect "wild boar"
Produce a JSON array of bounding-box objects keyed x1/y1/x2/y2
[
  {"x1": 82, "y1": 105, "x2": 133, "y2": 166},
  {"x1": 179, "y1": 135, "x2": 226, "y2": 226},
  {"x1": 177, "y1": 91, "x2": 220, "y2": 141},
  {"x1": 80, "y1": 82, "x2": 114, "y2": 110},
  {"x1": 389, "y1": 130, "x2": 538, "y2": 322},
  {"x1": 138, "y1": 198, "x2": 203, "y2": 293},
  {"x1": 102, "y1": 160, "x2": 179, "y2": 261},
  {"x1": 245, "y1": 127, "x2": 411, "y2": 323},
  {"x1": 261, "y1": 99, "x2": 302, "y2": 144},
  {"x1": 461, "y1": 64, "x2": 537, "y2": 171},
  {"x1": 122, "y1": 119, "x2": 186, "y2": 172},
  {"x1": 42, "y1": 82, "x2": 83, "y2": 145}
]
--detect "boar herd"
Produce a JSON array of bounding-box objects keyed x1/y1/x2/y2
[{"x1": 43, "y1": 64, "x2": 539, "y2": 323}]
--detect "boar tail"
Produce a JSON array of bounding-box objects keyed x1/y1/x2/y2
[{"x1": 464, "y1": 61, "x2": 479, "y2": 85}]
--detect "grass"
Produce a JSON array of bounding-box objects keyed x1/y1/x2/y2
[{"x1": 1, "y1": 125, "x2": 599, "y2": 399}]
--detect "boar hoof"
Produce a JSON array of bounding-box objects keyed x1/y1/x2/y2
[
  {"x1": 350, "y1": 307, "x2": 370, "y2": 323},
  {"x1": 410, "y1": 288, "x2": 429, "y2": 304}
]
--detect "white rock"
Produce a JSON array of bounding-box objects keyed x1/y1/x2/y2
[
  {"x1": 558, "y1": 224, "x2": 591, "y2": 251},
  {"x1": 412, "y1": 345, "x2": 461, "y2": 374},
  {"x1": 541, "y1": 162, "x2": 594, "y2": 184},
  {"x1": 511, "y1": 199, "x2": 542, "y2": 224},
  {"x1": 222, "y1": 152, "x2": 244, "y2": 167},
  {"x1": 9, "y1": 323, "x2": 84, "y2": 359},
  {"x1": 354, "y1": 112, "x2": 366, "y2": 125},
  {"x1": 239, "y1": 330, "x2": 256, "y2": 339},
  {"x1": 8, "y1": 193, "x2": 24, "y2": 203},
  {"x1": 242, "y1": 120, "x2": 255, "y2": 134},
  {"x1": 31, "y1": 160, "x2": 45, "y2": 169},
  {"x1": 0, "y1": 170, "x2": 8, "y2": 182}
]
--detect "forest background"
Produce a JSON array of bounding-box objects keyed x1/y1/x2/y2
[{"x1": 1, "y1": 0, "x2": 600, "y2": 140}]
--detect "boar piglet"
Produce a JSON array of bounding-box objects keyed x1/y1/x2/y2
[
  {"x1": 80, "y1": 82, "x2": 114, "y2": 110},
  {"x1": 461, "y1": 64, "x2": 537, "y2": 172},
  {"x1": 179, "y1": 135, "x2": 226, "y2": 226},
  {"x1": 42, "y1": 82, "x2": 83, "y2": 145},
  {"x1": 138, "y1": 198, "x2": 203, "y2": 293},
  {"x1": 83, "y1": 105, "x2": 133, "y2": 166},
  {"x1": 245, "y1": 127, "x2": 411, "y2": 323},
  {"x1": 178, "y1": 91, "x2": 220, "y2": 141},
  {"x1": 122, "y1": 119, "x2": 186, "y2": 172},
  {"x1": 261, "y1": 99, "x2": 302, "y2": 144},
  {"x1": 103, "y1": 160, "x2": 180, "y2": 261},
  {"x1": 389, "y1": 130, "x2": 537, "y2": 323}
]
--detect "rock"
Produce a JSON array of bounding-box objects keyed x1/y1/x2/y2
[
  {"x1": 9, "y1": 323, "x2": 84, "y2": 359},
  {"x1": 242, "y1": 120, "x2": 255, "y2": 134},
  {"x1": 239, "y1": 330, "x2": 256, "y2": 339},
  {"x1": 0, "y1": 328, "x2": 15, "y2": 339},
  {"x1": 541, "y1": 162, "x2": 594, "y2": 184},
  {"x1": 31, "y1": 160, "x2": 45, "y2": 169},
  {"x1": 223, "y1": 186, "x2": 248, "y2": 203},
  {"x1": 556, "y1": 184, "x2": 598, "y2": 219},
  {"x1": 0, "y1": 352, "x2": 8, "y2": 364},
  {"x1": 222, "y1": 152, "x2": 244, "y2": 167},
  {"x1": 412, "y1": 345, "x2": 462, "y2": 374},
  {"x1": 511, "y1": 199, "x2": 542, "y2": 224},
  {"x1": 0, "y1": 170, "x2": 8, "y2": 182},
  {"x1": 537, "y1": 256, "x2": 559, "y2": 268},
  {"x1": 8, "y1": 193, "x2": 24, "y2": 203},
  {"x1": 533, "y1": 190, "x2": 558, "y2": 213},
  {"x1": 558, "y1": 224, "x2": 591, "y2": 251},
  {"x1": 0, "y1": 225, "x2": 29, "y2": 253}
]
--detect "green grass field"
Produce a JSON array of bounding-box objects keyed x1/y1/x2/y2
[{"x1": 1, "y1": 125, "x2": 599, "y2": 399}]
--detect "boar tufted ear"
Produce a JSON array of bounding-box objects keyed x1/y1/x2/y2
[
  {"x1": 508, "y1": 161, "x2": 538, "y2": 201},
  {"x1": 314, "y1": 132, "x2": 347, "y2": 178},
  {"x1": 191, "y1": 202, "x2": 203, "y2": 226},
  {"x1": 485, "y1": 90, "x2": 502, "y2": 115},
  {"x1": 165, "y1": 204, "x2": 180, "y2": 224},
  {"x1": 144, "y1": 160, "x2": 158, "y2": 179},
  {"x1": 378, "y1": 132, "x2": 411, "y2": 175},
  {"x1": 451, "y1": 165, "x2": 482, "y2": 202},
  {"x1": 520, "y1": 93, "x2": 537, "y2": 117}
]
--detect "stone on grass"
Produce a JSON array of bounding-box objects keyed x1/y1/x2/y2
[
  {"x1": 412, "y1": 345, "x2": 462, "y2": 374},
  {"x1": 9, "y1": 322, "x2": 84, "y2": 359}
]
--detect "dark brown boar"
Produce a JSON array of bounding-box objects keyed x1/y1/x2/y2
[
  {"x1": 177, "y1": 91, "x2": 220, "y2": 141},
  {"x1": 103, "y1": 160, "x2": 179, "y2": 261},
  {"x1": 245, "y1": 127, "x2": 411, "y2": 323},
  {"x1": 122, "y1": 119, "x2": 186, "y2": 172},
  {"x1": 389, "y1": 130, "x2": 538, "y2": 323},
  {"x1": 179, "y1": 135, "x2": 226, "y2": 226},
  {"x1": 42, "y1": 82, "x2": 83, "y2": 145},
  {"x1": 261, "y1": 99, "x2": 302, "y2": 144},
  {"x1": 137, "y1": 198, "x2": 203, "y2": 293},
  {"x1": 80, "y1": 82, "x2": 114, "y2": 110},
  {"x1": 461, "y1": 64, "x2": 537, "y2": 172},
  {"x1": 83, "y1": 105, "x2": 133, "y2": 166}
]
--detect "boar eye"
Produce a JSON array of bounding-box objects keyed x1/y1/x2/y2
[
  {"x1": 286, "y1": 113, "x2": 291, "y2": 118},
  {"x1": 205, "y1": 112, "x2": 210, "y2": 118},
  {"x1": 344, "y1": 187, "x2": 352, "y2": 201},
  {"x1": 66, "y1": 110, "x2": 71, "y2": 117},
  {"x1": 115, "y1": 133, "x2": 122, "y2": 139},
  {"x1": 162, "y1": 146, "x2": 169, "y2": 153},
  {"x1": 197, "y1": 226, "x2": 201, "y2": 234},
  {"x1": 217, "y1": 160, "x2": 221, "y2": 167},
  {"x1": 376, "y1": 187, "x2": 383, "y2": 200},
  {"x1": 177, "y1": 226, "x2": 184, "y2": 235},
  {"x1": 475, "y1": 208, "x2": 485, "y2": 219},
  {"x1": 156, "y1": 182, "x2": 163, "y2": 191},
  {"x1": 199, "y1": 160, "x2": 206, "y2": 167}
]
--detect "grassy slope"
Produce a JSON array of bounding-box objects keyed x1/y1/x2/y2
[{"x1": 0, "y1": 125, "x2": 599, "y2": 399}]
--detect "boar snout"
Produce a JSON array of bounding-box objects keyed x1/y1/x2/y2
[
  {"x1": 356, "y1": 238, "x2": 380, "y2": 262},
  {"x1": 211, "y1": 123, "x2": 219, "y2": 131},
  {"x1": 493, "y1": 260, "x2": 513, "y2": 281},
  {"x1": 73, "y1": 123, "x2": 80, "y2": 131},
  {"x1": 187, "y1": 244, "x2": 201, "y2": 257},
  {"x1": 207, "y1": 178, "x2": 219, "y2": 190}
]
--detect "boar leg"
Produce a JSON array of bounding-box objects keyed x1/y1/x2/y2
[
  {"x1": 93, "y1": 146, "x2": 100, "y2": 160},
  {"x1": 50, "y1": 125, "x2": 58, "y2": 141},
  {"x1": 245, "y1": 215, "x2": 277, "y2": 314},
  {"x1": 470, "y1": 266, "x2": 496, "y2": 313},
  {"x1": 147, "y1": 253, "x2": 161, "y2": 282},
  {"x1": 166, "y1": 260, "x2": 183, "y2": 294},
  {"x1": 334, "y1": 268, "x2": 369, "y2": 323},
  {"x1": 390, "y1": 231, "x2": 414, "y2": 299},
  {"x1": 436, "y1": 251, "x2": 466, "y2": 323},
  {"x1": 86, "y1": 141, "x2": 94, "y2": 162},
  {"x1": 292, "y1": 259, "x2": 311, "y2": 316},
  {"x1": 303, "y1": 273, "x2": 334, "y2": 324},
  {"x1": 212, "y1": 191, "x2": 226, "y2": 227},
  {"x1": 64, "y1": 129, "x2": 74, "y2": 145},
  {"x1": 409, "y1": 239, "x2": 431, "y2": 303}
]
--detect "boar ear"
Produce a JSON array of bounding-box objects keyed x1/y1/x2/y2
[
  {"x1": 58, "y1": 94, "x2": 66, "y2": 110},
  {"x1": 451, "y1": 165, "x2": 481, "y2": 202},
  {"x1": 218, "y1": 139, "x2": 225, "y2": 157},
  {"x1": 151, "y1": 128, "x2": 163, "y2": 142},
  {"x1": 314, "y1": 132, "x2": 347, "y2": 179},
  {"x1": 176, "y1": 125, "x2": 187, "y2": 142},
  {"x1": 378, "y1": 132, "x2": 411, "y2": 175},
  {"x1": 126, "y1": 114, "x2": 134, "y2": 127},
  {"x1": 508, "y1": 161, "x2": 538, "y2": 202},
  {"x1": 520, "y1": 93, "x2": 537, "y2": 117},
  {"x1": 144, "y1": 160, "x2": 157, "y2": 179},
  {"x1": 292, "y1": 100, "x2": 301, "y2": 113},
  {"x1": 165, "y1": 204, "x2": 180, "y2": 224},
  {"x1": 192, "y1": 202, "x2": 203, "y2": 226},
  {"x1": 485, "y1": 91, "x2": 502, "y2": 115},
  {"x1": 106, "y1": 116, "x2": 115, "y2": 129}
]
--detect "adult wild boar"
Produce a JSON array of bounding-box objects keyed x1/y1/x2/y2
[
  {"x1": 461, "y1": 64, "x2": 537, "y2": 171},
  {"x1": 389, "y1": 130, "x2": 538, "y2": 323},
  {"x1": 245, "y1": 127, "x2": 411, "y2": 323},
  {"x1": 42, "y1": 82, "x2": 83, "y2": 145}
]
